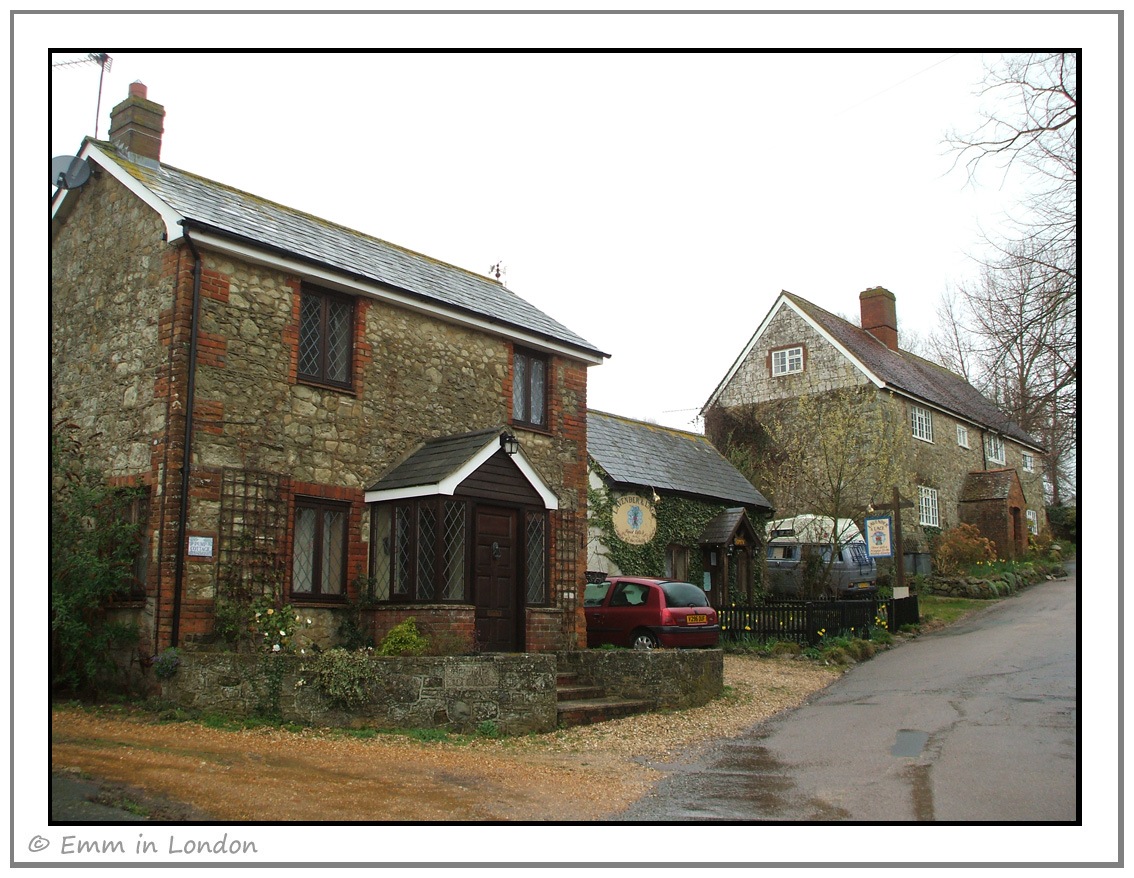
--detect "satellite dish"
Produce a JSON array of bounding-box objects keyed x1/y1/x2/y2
[{"x1": 51, "y1": 155, "x2": 91, "y2": 190}]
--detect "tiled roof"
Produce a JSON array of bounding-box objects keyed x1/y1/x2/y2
[
  {"x1": 783, "y1": 293, "x2": 1043, "y2": 450},
  {"x1": 587, "y1": 410, "x2": 773, "y2": 511},
  {"x1": 959, "y1": 468, "x2": 1021, "y2": 502},
  {"x1": 93, "y1": 144, "x2": 605, "y2": 360},
  {"x1": 697, "y1": 507, "x2": 758, "y2": 546}
]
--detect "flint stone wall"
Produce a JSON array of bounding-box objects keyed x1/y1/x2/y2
[
  {"x1": 162, "y1": 652, "x2": 558, "y2": 734},
  {"x1": 557, "y1": 649, "x2": 723, "y2": 709}
]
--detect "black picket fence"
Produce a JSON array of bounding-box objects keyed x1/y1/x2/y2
[{"x1": 716, "y1": 596, "x2": 920, "y2": 647}]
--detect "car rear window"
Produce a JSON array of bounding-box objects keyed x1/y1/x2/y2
[{"x1": 659, "y1": 581, "x2": 709, "y2": 608}]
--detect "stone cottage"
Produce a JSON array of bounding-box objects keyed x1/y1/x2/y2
[
  {"x1": 51, "y1": 84, "x2": 608, "y2": 657},
  {"x1": 586, "y1": 410, "x2": 773, "y2": 605},
  {"x1": 701, "y1": 287, "x2": 1046, "y2": 560}
]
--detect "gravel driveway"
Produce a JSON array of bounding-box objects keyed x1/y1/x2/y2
[{"x1": 51, "y1": 655, "x2": 841, "y2": 822}]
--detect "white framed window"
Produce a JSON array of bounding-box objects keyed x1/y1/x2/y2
[
  {"x1": 911, "y1": 405, "x2": 934, "y2": 442},
  {"x1": 957, "y1": 425, "x2": 969, "y2": 448},
  {"x1": 1026, "y1": 509, "x2": 1039, "y2": 535},
  {"x1": 771, "y1": 345, "x2": 804, "y2": 376},
  {"x1": 985, "y1": 433, "x2": 1006, "y2": 465},
  {"x1": 1022, "y1": 452, "x2": 1035, "y2": 472},
  {"x1": 918, "y1": 486, "x2": 940, "y2": 527}
]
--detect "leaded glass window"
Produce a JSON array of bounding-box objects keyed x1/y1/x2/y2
[
  {"x1": 298, "y1": 286, "x2": 353, "y2": 388},
  {"x1": 291, "y1": 499, "x2": 347, "y2": 599},
  {"x1": 525, "y1": 513, "x2": 547, "y2": 605}
]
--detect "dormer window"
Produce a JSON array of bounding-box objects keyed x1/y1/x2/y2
[
  {"x1": 771, "y1": 345, "x2": 804, "y2": 376},
  {"x1": 512, "y1": 348, "x2": 547, "y2": 429},
  {"x1": 985, "y1": 434, "x2": 1006, "y2": 465}
]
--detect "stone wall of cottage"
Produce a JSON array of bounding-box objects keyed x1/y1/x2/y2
[
  {"x1": 51, "y1": 170, "x2": 171, "y2": 478},
  {"x1": 713, "y1": 305, "x2": 871, "y2": 408},
  {"x1": 175, "y1": 247, "x2": 589, "y2": 648},
  {"x1": 51, "y1": 170, "x2": 179, "y2": 653}
]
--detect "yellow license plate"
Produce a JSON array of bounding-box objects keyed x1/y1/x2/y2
[
  {"x1": 686, "y1": 614, "x2": 708, "y2": 624},
  {"x1": 856, "y1": 583, "x2": 871, "y2": 588}
]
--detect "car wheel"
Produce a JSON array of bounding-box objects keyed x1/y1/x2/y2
[{"x1": 631, "y1": 629, "x2": 659, "y2": 650}]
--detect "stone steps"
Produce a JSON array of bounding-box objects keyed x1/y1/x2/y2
[{"x1": 555, "y1": 672, "x2": 654, "y2": 728}]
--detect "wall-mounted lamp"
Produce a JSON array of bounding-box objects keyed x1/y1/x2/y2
[{"x1": 500, "y1": 432, "x2": 520, "y2": 456}]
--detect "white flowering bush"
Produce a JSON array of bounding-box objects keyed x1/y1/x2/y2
[{"x1": 251, "y1": 597, "x2": 312, "y2": 653}]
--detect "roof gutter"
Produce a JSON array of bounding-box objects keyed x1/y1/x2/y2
[{"x1": 170, "y1": 224, "x2": 203, "y2": 648}]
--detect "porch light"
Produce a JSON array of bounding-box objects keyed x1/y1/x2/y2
[{"x1": 500, "y1": 432, "x2": 520, "y2": 456}]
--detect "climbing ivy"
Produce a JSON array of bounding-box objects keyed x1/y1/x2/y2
[{"x1": 588, "y1": 477, "x2": 724, "y2": 585}]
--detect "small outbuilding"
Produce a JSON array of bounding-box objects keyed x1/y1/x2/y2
[{"x1": 586, "y1": 410, "x2": 773, "y2": 605}]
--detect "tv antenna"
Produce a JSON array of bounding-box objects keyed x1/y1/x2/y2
[{"x1": 51, "y1": 53, "x2": 113, "y2": 139}]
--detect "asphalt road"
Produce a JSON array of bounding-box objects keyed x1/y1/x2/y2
[{"x1": 619, "y1": 568, "x2": 1078, "y2": 822}]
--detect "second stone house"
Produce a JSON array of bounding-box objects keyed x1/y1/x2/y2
[{"x1": 702, "y1": 287, "x2": 1047, "y2": 561}]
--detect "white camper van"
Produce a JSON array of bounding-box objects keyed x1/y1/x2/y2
[{"x1": 764, "y1": 515, "x2": 878, "y2": 600}]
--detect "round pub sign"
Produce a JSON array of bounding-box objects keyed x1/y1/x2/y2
[{"x1": 612, "y1": 495, "x2": 657, "y2": 545}]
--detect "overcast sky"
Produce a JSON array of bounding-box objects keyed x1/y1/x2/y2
[
  {"x1": 44, "y1": 42, "x2": 1080, "y2": 430},
  {"x1": 23, "y1": 9, "x2": 1121, "y2": 869}
]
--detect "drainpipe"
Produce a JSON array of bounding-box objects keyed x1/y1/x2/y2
[{"x1": 170, "y1": 224, "x2": 203, "y2": 648}]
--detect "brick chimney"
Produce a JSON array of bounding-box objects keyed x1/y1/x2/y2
[
  {"x1": 108, "y1": 81, "x2": 165, "y2": 162},
  {"x1": 859, "y1": 286, "x2": 899, "y2": 352}
]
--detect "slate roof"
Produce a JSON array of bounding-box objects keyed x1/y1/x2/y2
[
  {"x1": 88, "y1": 143, "x2": 605, "y2": 361},
  {"x1": 367, "y1": 427, "x2": 504, "y2": 492},
  {"x1": 587, "y1": 410, "x2": 772, "y2": 511},
  {"x1": 782, "y1": 293, "x2": 1043, "y2": 451}
]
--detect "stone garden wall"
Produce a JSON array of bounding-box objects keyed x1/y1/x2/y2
[
  {"x1": 557, "y1": 649, "x2": 723, "y2": 709},
  {"x1": 161, "y1": 652, "x2": 558, "y2": 734}
]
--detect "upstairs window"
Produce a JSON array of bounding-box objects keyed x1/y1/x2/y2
[
  {"x1": 1022, "y1": 452, "x2": 1035, "y2": 472},
  {"x1": 911, "y1": 405, "x2": 934, "y2": 443},
  {"x1": 513, "y1": 348, "x2": 547, "y2": 429},
  {"x1": 771, "y1": 345, "x2": 804, "y2": 376},
  {"x1": 298, "y1": 285, "x2": 354, "y2": 388},
  {"x1": 985, "y1": 434, "x2": 1006, "y2": 465},
  {"x1": 957, "y1": 425, "x2": 970, "y2": 448}
]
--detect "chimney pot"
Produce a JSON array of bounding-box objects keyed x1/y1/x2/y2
[
  {"x1": 859, "y1": 286, "x2": 899, "y2": 352},
  {"x1": 128, "y1": 81, "x2": 148, "y2": 99}
]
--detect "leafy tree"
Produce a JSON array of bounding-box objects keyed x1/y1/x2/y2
[{"x1": 51, "y1": 427, "x2": 145, "y2": 694}]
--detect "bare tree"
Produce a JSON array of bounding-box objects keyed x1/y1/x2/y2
[
  {"x1": 939, "y1": 52, "x2": 1077, "y2": 504},
  {"x1": 709, "y1": 384, "x2": 915, "y2": 597}
]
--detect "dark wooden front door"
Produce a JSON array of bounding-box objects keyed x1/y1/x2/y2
[{"x1": 474, "y1": 506, "x2": 520, "y2": 652}]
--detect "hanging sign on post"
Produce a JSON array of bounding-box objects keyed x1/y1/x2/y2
[{"x1": 864, "y1": 515, "x2": 893, "y2": 558}]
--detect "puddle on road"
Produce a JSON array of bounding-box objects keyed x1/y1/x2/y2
[{"x1": 891, "y1": 729, "x2": 929, "y2": 758}]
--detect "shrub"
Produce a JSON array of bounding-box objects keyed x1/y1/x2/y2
[
  {"x1": 51, "y1": 427, "x2": 144, "y2": 694},
  {"x1": 152, "y1": 648, "x2": 182, "y2": 680},
  {"x1": 932, "y1": 524, "x2": 996, "y2": 575},
  {"x1": 304, "y1": 648, "x2": 375, "y2": 710},
  {"x1": 376, "y1": 618, "x2": 429, "y2": 657}
]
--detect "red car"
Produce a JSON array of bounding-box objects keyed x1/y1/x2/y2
[{"x1": 584, "y1": 576, "x2": 720, "y2": 650}]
